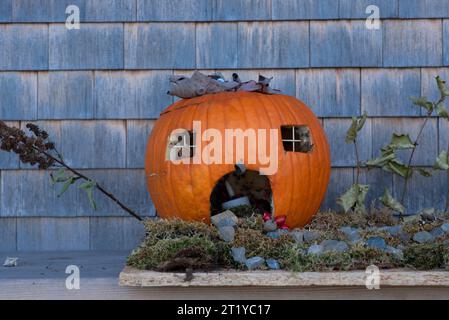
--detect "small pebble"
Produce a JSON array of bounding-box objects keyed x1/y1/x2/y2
[
  {"x1": 365, "y1": 237, "x2": 387, "y2": 250},
  {"x1": 413, "y1": 231, "x2": 435, "y2": 244},
  {"x1": 307, "y1": 244, "x2": 324, "y2": 256},
  {"x1": 303, "y1": 230, "x2": 321, "y2": 243},
  {"x1": 231, "y1": 247, "x2": 246, "y2": 264},
  {"x1": 266, "y1": 259, "x2": 280, "y2": 270},
  {"x1": 218, "y1": 226, "x2": 235, "y2": 242},
  {"x1": 263, "y1": 220, "x2": 278, "y2": 232},
  {"x1": 245, "y1": 257, "x2": 265, "y2": 270}
]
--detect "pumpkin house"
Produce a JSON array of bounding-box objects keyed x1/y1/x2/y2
[{"x1": 145, "y1": 76, "x2": 331, "y2": 228}]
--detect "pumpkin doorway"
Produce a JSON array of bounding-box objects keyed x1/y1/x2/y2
[{"x1": 210, "y1": 168, "x2": 273, "y2": 218}]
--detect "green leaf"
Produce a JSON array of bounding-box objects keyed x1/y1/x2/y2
[
  {"x1": 434, "y1": 151, "x2": 449, "y2": 171},
  {"x1": 357, "y1": 112, "x2": 368, "y2": 131},
  {"x1": 337, "y1": 184, "x2": 369, "y2": 214},
  {"x1": 366, "y1": 151, "x2": 396, "y2": 168},
  {"x1": 417, "y1": 168, "x2": 432, "y2": 177},
  {"x1": 436, "y1": 76, "x2": 449, "y2": 98},
  {"x1": 436, "y1": 102, "x2": 449, "y2": 119},
  {"x1": 50, "y1": 168, "x2": 68, "y2": 184},
  {"x1": 386, "y1": 159, "x2": 412, "y2": 178},
  {"x1": 380, "y1": 189, "x2": 405, "y2": 214},
  {"x1": 389, "y1": 133, "x2": 415, "y2": 150},
  {"x1": 411, "y1": 96, "x2": 434, "y2": 113},
  {"x1": 58, "y1": 177, "x2": 76, "y2": 197},
  {"x1": 79, "y1": 180, "x2": 97, "y2": 210},
  {"x1": 345, "y1": 112, "x2": 368, "y2": 144}
]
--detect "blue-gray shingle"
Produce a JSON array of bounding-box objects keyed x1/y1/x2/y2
[
  {"x1": 0, "y1": 218, "x2": 17, "y2": 251},
  {"x1": 339, "y1": 0, "x2": 398, "y2": 19},
  {"x1": 399, "y1": 0, "x2": 449, "y2": 18},
  {"x1": 59, "y1": 120, "x2": 126, "y2": 169},
  {"x1": 383, "y1": 20, "x2": 442, "y2": 67},
  {"x1": 324, "y1": 118, "x2": 372, "y2": 167},
  {"x1": 371, "y1": 117, "x2": 438, "y2": 166},
  {"x1": 0, "y1": 72, "x2": 37, "y2": 120},
  {"x1": 17, "y1": 217, "x2": 90, "y2": 251},
  {"x1": 125, "y1": 23, "x2": 196, "y2": 69},
  {"x1": 272, "y1": 0, "x2": 338, "y2": 20},
  {"x1": 89, "y1": 217, "x2": 145, "y2": 250},
  {"x1": 320, "y1": 168, "x2": 354, "y2": 211},
  {"x1": 238, "y1": 22, "x2": 309, "y2": 68},
  {"x1": 296, "y1": 69, "x2": 361, "y2": 117},
  {"x1": 196, "y1": 23, "x2": 238, "y2": 69},
  {"x1": 214, "y1": 0, "x2": 271, "y2": 21},
  {"x1": 11, "y1": 0, "x2": 85, "y2": 22},
  {"x1": 49, "y1": 23, "x2": 124, "y2": 70},
  {"x1": 38, "y1": 71, "x2": 94, "y2": 120},
  {"x1": 361, "y1": 69, "x2": 421, "y2": 116},
  {"x1": 137, "y1": 0, "x2": 212, "y2": 21},
  {"x1": 126, "y1": 120, "x2": 154, "y2": 169},
  {"x1": 310, "y1": 21, "x2": 382, "y2": 67},
  {"x1": 95, "y1": 71, "x2": 173, "y2": 119},
  {"x1": 0, "y1": 24, "x2": 48, "y2": 70}
]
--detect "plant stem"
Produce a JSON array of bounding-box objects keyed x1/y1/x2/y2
[
  {"x1": 42, "y1": 149, "x2": 143, "y2": 222},
  {"x1": 445, "y1": 141, "x2": 449, "y2": 213},
  {"x1": 354, "y1": 140, "x2": 360, "y2": 185},
  {"x1": 400, "y1": 115, "x2": 431, "y2": 209}
]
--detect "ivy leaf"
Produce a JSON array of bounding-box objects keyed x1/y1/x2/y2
[
  {"x1": 386, "y1": 159, "x2": 412, "y2": 178},
  {"x1": 79, "y1": 180, "x2": 97, "y2": 210},
  {"x1": 58, "y1": 177, "x2": 76, "y2": 197},
  {"x1": 436, "y1": 76, "x2": 449, "y2": 98},
  {"x1": 417, "y1": 168, "x2": 433, "y2": 177},
  {"x1": 434, "y1": 151, "x2": 449, "y2": 171},
  {"x1": 337, "y1": 184, "x2": 369, "y2": 214},
  {"x1": 345, "y1": 112, "x2": 368, "y2": 144},
  {"x1": 411, "y1": 96, "x2": 434, "y2": 113},
  {"x1": 436, "y1": 102, "x2": 449, "y2": 119},
  {"x1": 345, "y1": 118, "x2": 359, "y2": 143},
  {"x1": 366, "y1": 151, "x2": 396, "y2": 168},
  {"x1": 357, "y1": 112, "x2": 368, "y2": 131},
  {"x1": 389, "y1": 133, "x2": 415, "y2": 150},
  {"x1": 380, "y1": 189, "x2": 405, "y2": 214}
]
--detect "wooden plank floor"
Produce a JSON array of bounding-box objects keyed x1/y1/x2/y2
[{"x1": 2, "y1": 251, "x2": 449, "y2": 300}]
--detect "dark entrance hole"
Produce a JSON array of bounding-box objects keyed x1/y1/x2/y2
[{"x1": 210, "y1": 168, "x2": 273, "y2": 217}]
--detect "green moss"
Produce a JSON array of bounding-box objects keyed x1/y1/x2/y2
[
  {"x1": 403, "y1": 244, "x2": 448, "y2": 270},
  {"x1": 127, "y1": 211, "x2": 449, "y2": 272}
]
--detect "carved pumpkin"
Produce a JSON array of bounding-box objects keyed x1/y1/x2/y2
[{"x1": 145, "y1": 91, "x2": 331, "y2": 228}]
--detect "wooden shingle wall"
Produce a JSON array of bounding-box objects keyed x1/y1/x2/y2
[{"x1": 1, "y1": 0, "x2": 448, "y2": 251}]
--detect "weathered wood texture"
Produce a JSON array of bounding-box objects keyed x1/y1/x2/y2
[
  {"x1": 0, "y1": 1, "x2": 449, "y2": 251},
  {"x1": 120, "y1": 267, "x2": 449, "y2": 288}
]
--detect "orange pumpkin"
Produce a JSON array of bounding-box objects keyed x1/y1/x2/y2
[{"x1": 145, "y1": 91, "x2": 331, "y2": 228}]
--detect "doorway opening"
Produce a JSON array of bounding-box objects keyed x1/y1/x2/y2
[{"x1": 210, "y1": 168, "x2": 273, "y2": 218}]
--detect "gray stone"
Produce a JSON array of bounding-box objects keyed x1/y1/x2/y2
[
  {"x1": 307, "y1": 244, "x2": 324, "y2": 256},
  {"x1": 385, "y1": 246, "x2": 403, "y2": 258},
  {"x1": 397, "y1": 231, "x2": 411, "y2": 242},
  {"x1": 304, "y1": 230, "x2": 321, "y2": 243},
  {"x1": 340, "y1": 226, "x2": 361, "y2": 242},
  {"x1": 231, "y1": 247, "x2": 246, "y2": 264},
  {"x1": 266, "y1": 231, "x2": 280, "y2": 239},
  {"x1": 420, "y1": 208, "x2": 436, "y2": 221},
  {"x1": 430, "y1": 227, "x2": 445, "y2": 238},
  {"x1": 441, "y1": 223, "x2": 449, "y2": 233},
  {"x1": 365, "y1": 237, "x2": 387, "y2": 250},
  {"x1": 321, "y1": 240, "x2": 349, "y2": 253},
  {"x1": 263, "y1": 220, "x2": 278, "y2": 232},
  {"x1": 386, "y1": 225, "x2": 403, "y2": 237},
  {"x1": 218, "y1": 226, "x2": 235, "y2": 243},
  {"x1": 413, "y1": 231, "x2": 435, "y2": 244},
  {"x1": 245, "y1": 257, "x2": 265, "y2": 270},
  {"x1": 266, "y1": 259, "x2": 280, "y2": 270},
  {"x1": 290, "y1": 230, "x2": 304, "y2": 243},
  {"x1": 211, "y1": 210, "x2": 238, "y2": 228}
]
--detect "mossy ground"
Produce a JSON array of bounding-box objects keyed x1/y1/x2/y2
[{"x1": 127, "y1": 210, "x2": 449, "y2": 272}]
